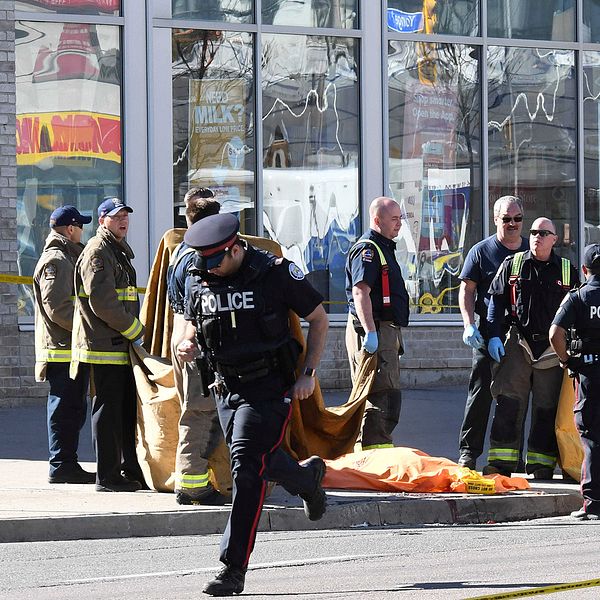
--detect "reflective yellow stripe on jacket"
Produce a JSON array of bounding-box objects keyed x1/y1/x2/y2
[
  {"x1": 36, "y1": 348, "x2": 72, "y2": 362},
  {"x1": 121, "y1": 317, "x2": 143, "y2": 341},
  {"x1": 72, "y1": 348, "x2": 130, "y2": 365},
  {"x1": 78, "y1": 285, "x2": 137, "y2": 301}
]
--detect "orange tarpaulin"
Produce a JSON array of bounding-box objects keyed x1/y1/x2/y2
[
  {"x1": 323, "y1": 448, "x2": 531, "y2": 493},
  {"x1": 556, "y1": 372, "x2": 584, "y2": 482}
]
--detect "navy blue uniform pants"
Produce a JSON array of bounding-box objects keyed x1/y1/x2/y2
[
  {"x1": 216, "y1": 390, "x2": 316, "y2": 568},
  {"x1": 575, "y1": 372, "x2": 600, "y2": 515},
  {"x1": 91, "y1": 364, "x2": 144, "y2": 485},
  {"x1": 47, "y1": 362, "x2": 90, "y2": 476},
  {"x1": 458, "y1": 347, "x2": 494, "y2": 461}
]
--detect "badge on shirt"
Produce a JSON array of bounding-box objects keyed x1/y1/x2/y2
[
  {"x1": 43, "y1": 264, "x2": 57, "y2": 280},
  {"x1": 289, "y1": 262, "x2": 305, "y2": 281},
  {"x1": 361, "y1": 248, "x2": 374, "y2": 262},
  {"x1": 91, "y1": 256, "x2": 104, "y2": 273}
]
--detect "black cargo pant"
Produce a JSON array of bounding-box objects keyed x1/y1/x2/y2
[
  {"x1": 458, "y1": 347, "x2": 494, "y2": 462},
  {"x1": 91, "y1": 364, "x2": 145, "y2": 485},
  {"x1": 575, "y1": 369, "x2": 600, "y2": 515},
  {"x1": 216, "y1": 379, "x2": 318, "y2": 568}
]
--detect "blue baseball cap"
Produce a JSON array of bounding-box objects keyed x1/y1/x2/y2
[
  {"x1": 184, "y1": 213, "x2": 240, "y2": 270},
  {"x1": 49, "y1": 206, "x2": 92, "y2": 228},
  {"x1": 98, "y1": 197, "x2": 133, "y2": 219},
  {"x1": 583, "y1": 244, "x2": 600, "y2": 269}
]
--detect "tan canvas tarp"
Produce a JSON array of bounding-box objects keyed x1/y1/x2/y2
[
  {"x1": 555, "y1": 371, "x2": 584, "y2": 482},
  {"x1": 134, "y1": 229, "x2": 370, "y2": 491}
]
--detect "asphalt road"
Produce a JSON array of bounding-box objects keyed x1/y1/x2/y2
[{"x1": 2, "y1": 517, "x2": 599, "y2": 599}]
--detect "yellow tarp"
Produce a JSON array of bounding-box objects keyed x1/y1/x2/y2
[{"x1": 556, "y1": 371, "x2": 584, "y2": 482}]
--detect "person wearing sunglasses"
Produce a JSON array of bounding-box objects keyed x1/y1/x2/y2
[
  {"x1": 484, "y1": 217, "x2": 579, "y2": 479},
  {"x1": 550, "y1": 244, "x2": 600, "y2": 520},
  {"x1": 33, "y1": 205, "x2": 95, "y2": 484},
  {"x1": 457, "y1": 195, "x2": 528, "y2": 471}
]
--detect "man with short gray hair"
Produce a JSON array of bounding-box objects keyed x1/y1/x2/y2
[{"x1": 457, "y1": 196, "x2": 528, "y2": 470}]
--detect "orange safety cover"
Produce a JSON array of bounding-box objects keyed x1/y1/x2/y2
[{"x1": 322, "y1": 447, "x2": 530, "y2": 493}]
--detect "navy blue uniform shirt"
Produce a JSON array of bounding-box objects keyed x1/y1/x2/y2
[
  {"x1": 459, "y1": 234, "x2": 529, "y2": 338},
  {"x1": 167, "y1": 241, "x2": 196, "y2": 315},
  {"x1": 345, "y1": 229, "x2": 409, "y2": 327}
]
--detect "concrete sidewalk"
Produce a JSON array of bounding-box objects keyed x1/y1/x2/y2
[{"x1": 0, "y1": 388, "x2": 584, "y2": 543}]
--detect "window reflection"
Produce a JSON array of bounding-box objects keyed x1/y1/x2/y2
[
  {"x1": 387, "y1": 0, "x2": 478, "y2": 36},
  {"x1": 16, "y1": 21, "x2": 122, "y2": 317},
  {"x1": 172, "y1": 30, "x2": 255, "y2": 229},
  {"x1": 388, "y1": 42, "x2": 480, "y2": 315},
  {"x1": 16, "y1": 0, "x2": 120, "y2": 15},
  {"x1": 584, "y1": 1, "x2": 600, "y2": 42},
  {"x1": 171, "y1": 0, "x2": 253, "y2": 23},
  {"x1": 488, "y1": 47, "x2": 576, "y2": 260},
  {"x1": 583, "y1": 52, "x2": 600, "y2": 243},
  {"x1": 487, "y1": 0, "x2": 574, "y2": 41},
  {"x1": 262, "y1": 35, "x2": 360, "y2": 313},
  {"x1": 262, "y1": 0, "x2": 357, "y2": 28}
]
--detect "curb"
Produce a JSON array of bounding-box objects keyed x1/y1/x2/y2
[{"x1": 0, "y1": 490, "x2": 582, "y2": 544}]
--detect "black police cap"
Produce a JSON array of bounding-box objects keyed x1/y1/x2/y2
[
  {"x1": 583, "y1": 243, "x2": 600, "y2": 269},
  {"x1": 184, "y1": 213, "x2": 240, "y2": 270}
]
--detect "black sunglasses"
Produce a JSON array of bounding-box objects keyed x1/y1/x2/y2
[
  {"x1": 529, "y1": 229, "x2": 555, "y2": 238},
  {"x1": 73, "y1": 222, "x2": 84, "y2": 229},
  {"x1": 501, "y1": 215, "x2": 523, "y2": 223}
]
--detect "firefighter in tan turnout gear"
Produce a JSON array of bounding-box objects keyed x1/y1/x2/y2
[
  {"x1": 71, "y1": 197, "x2": 147, "y2": 492},
  {"x1": 33, "y1": 206, "x2": 95, "y2": 484}
]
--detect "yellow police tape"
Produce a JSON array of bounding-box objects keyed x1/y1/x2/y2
[
  {"x1": 0, "y1": 273, "x2": 148, "y2": 295},
  {"x1": 468, "y1": 578, "x2": 600, "y2": 599}
]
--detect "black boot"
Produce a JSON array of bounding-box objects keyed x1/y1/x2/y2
[
  {"x1": 203, "y1": 565, "x2": 246, "y2": 596},
  {"x1": 299, "y1": 456, "x2": 327, "y2": 521}
]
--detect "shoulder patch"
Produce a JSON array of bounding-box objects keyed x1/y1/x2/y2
[
  {"x1": 43, "y1": 264, "x2": 57, "y2": 280},
  {"x1": 361, "y1": 248, "x2": 374, "y2": 262},
  {"x1": 288, "y1": 262, "x2": 305, "y2": 281},
  {"x1": 91, "y1": 256, "x2": 104, "y2": 273}
]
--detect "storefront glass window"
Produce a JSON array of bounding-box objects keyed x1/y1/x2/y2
[
  {"x1": 387, "y1": 0, "x2": 478, "y2": 36},
  {"x1": 16, "y1": 0, "x2": 120, "y2": 15},
  {"x1": 488, "y1": 47, "x2": 576, "y2": 261},
  {"x1": 583, "y1": 52, "x2": 600, "y2": 243},
  {"x1": 171, "y1": 0, "x2": 253, "y2": 23},
  {"x1": 15, "y1": 21, "x2": 122, "y2": 317},
  {"x1": 263, "y1": 0, "x2": 357, "y2": 28},
  {"x1": 487, "y1": 0, "x2": 574, "y2": 41},
  {"x1": 583, "y1": 1, "x2": 600, "y2": 42},
  {"x1": 172, "y1": 30, "x2": 255, "y2": 231},
  {"x1": 388, "y1": 42, "x2": 481, "y2": 316},
  {"x1": 262, "y1": 34, "x2": 360, "y2": 313}
]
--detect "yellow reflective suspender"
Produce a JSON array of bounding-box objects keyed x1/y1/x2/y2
[{"x1": 350, "y1": 240, "x2": 391, "y2": 309}]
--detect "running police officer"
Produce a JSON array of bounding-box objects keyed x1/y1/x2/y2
[
  {"x1": 550, "y1": 244, "x2": 600, "y2": 520},
  {"x1": 485, "y1": 217, "x2": 578, "y2": 478},
  {"x1": 33, "y1": 206, "x2": 95, "y2": 484},
  {"x1": 177, "y1": 213, "x2": 329, "y2": 596},
  {"x1": 345, "y1": 196, "x2": 409, "y2": 450}
]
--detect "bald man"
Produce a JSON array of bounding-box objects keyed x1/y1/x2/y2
[
  {"x1": 345, "y1": 197, "x2": 409, "y2": 449},
  {"x1": 484, "y1": 217, "x2": 579, "y2": 479}
]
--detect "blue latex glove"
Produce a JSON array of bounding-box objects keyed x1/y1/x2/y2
[
  {"x1": 362, "y1": 331, "x2": 378, "y2": 354},
  {"x1": 132, "y1": 338, "x2": 144, "y2": 347},
  {"x1": 488, "y1": 337, "x2": 505, "y2": 362},
  {"x1": 462, "y1": 324, "x2": 485, "y2": 350}
]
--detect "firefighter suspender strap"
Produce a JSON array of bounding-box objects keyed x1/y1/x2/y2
[
  {"x1": 351, "y1": 240, "x2": 391, "y2": 308},
  {"x1": 508, "y1": 251, "x2": 571, "y2": 318}
]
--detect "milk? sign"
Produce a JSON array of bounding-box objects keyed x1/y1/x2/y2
[{"x1": 387, "y1": 8, "x2": 424, "y2": 33}]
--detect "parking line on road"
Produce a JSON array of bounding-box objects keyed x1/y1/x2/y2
[{"x1": 468, "y1": 577, "x2": 600, "y2": 599}]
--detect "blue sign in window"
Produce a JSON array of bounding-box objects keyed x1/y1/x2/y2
[{"x1": 387, "y1": 8, "x2": 424, "y2": 33}]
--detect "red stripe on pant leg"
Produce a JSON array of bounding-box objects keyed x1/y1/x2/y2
[{"x1": 243, "y1": 399, "x2": 293, "y2": 567}]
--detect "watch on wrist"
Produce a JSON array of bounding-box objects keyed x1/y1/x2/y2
[{"x1": 303, "y1": 367, "x2": 316, "y2": 377}]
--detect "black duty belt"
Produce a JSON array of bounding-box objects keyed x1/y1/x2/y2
[{"x1": 217, "y1": 354, "x2": 280, "y2": 384}]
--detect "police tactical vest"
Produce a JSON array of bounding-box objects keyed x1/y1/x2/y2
[{"x1": 189, "y1": 248, "x2": 292, "y2": 366}]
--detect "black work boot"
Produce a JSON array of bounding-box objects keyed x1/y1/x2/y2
[
  {"x1": 457, "y1": 453, "x2": 476, "y2": 470},
  {"x1": 203, "y1": 565, "x2": 246, "y2": 596},
  {"x1": 299, "y1": 456, "x2": 327, "y2": 521}
]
